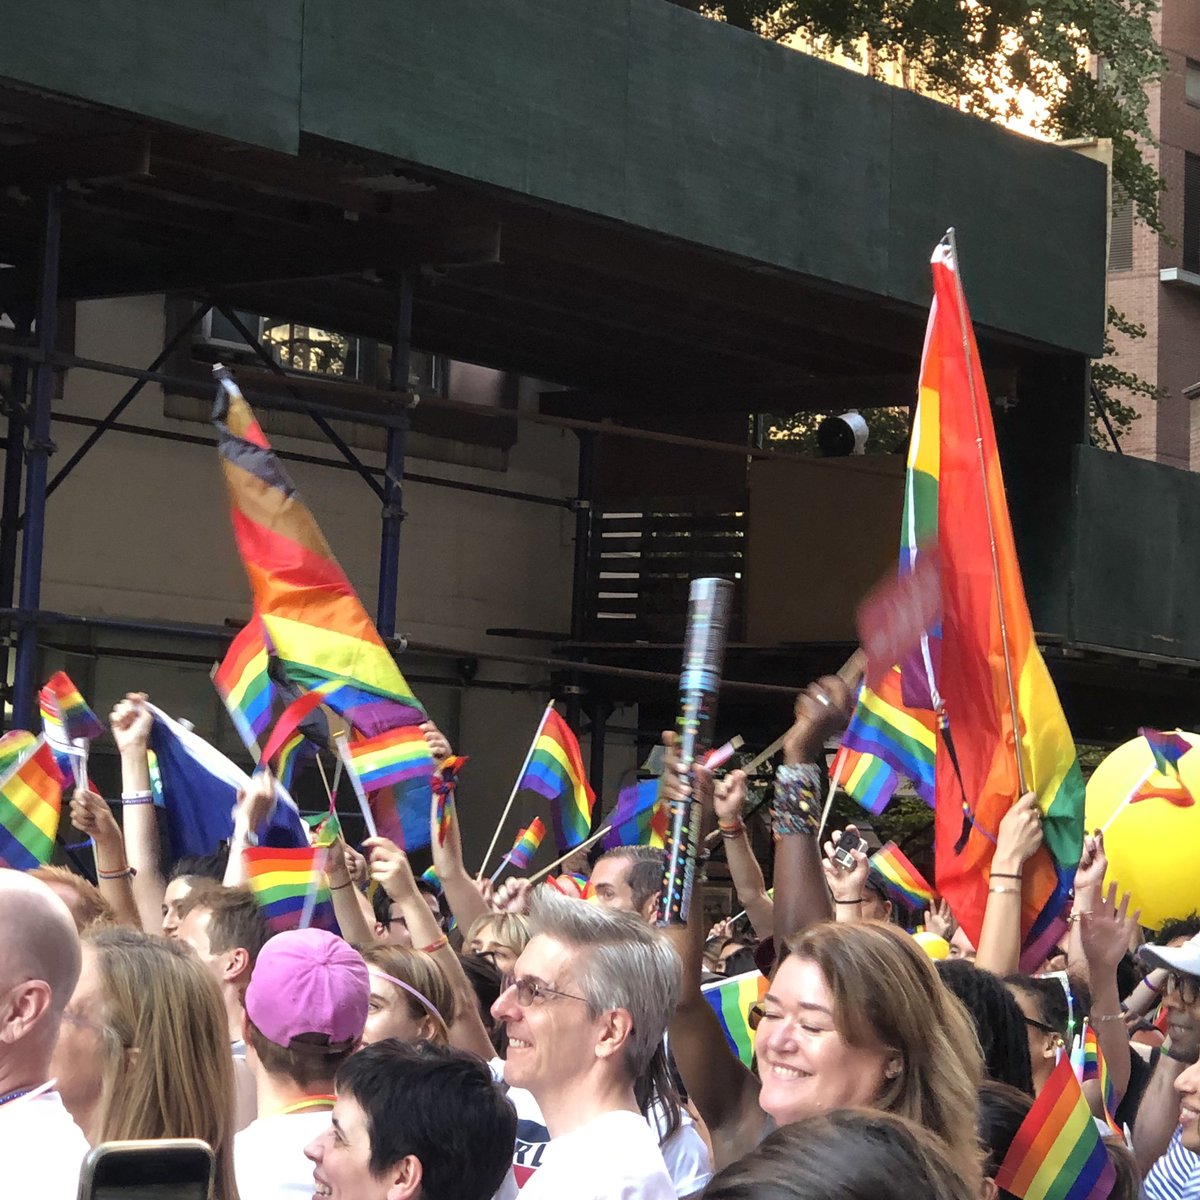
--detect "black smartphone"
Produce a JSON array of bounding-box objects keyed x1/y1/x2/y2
[
  {"x1": 77, "y1": 1140, "x2": 214, "y2": 1200},
  {"x1": 833, "y1": 831, "x2": 867, "y2": 870}
]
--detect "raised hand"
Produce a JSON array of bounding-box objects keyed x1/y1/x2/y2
[
  {"x1": 364, "y1": 836, "x2": 417, "y2": 902},
  {"x1": 782, "y1": 676, "x2": 853, "y2": 765},
  {"x1": 1080, "y1": 881, "x2": 1140, "y2": 973},
  {"x1": 992, "y1": 792, "x2": 1043, "y2": 873},
  {"x1": 924, "y1": 896, "x2": 958, "y2": 940},
  {"x1": 69, "y1": 787, "x2": 122, "y2": 851},
  {"x1": 1073, "y1": 830, "x2": 1108, "y2": 894},
  {"x1": 713, "y1": 770, "x2": 748, "y2": 827},
  {"x1": 420, "y1": 720, "x2": 453, "y2": 762},
  {"x1": 109, "y1": 692, "x2": 153, "y2": 755},
  {"x1": 821, "y1": 823, "x2": 870, "y2": 904}
]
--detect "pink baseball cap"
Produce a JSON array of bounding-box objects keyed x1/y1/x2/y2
[{"x1": 245, "y1": 928, "x2": 369, "y2": 1051}]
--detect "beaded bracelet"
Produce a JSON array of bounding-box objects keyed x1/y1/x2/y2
[{"x1": 772, "y1": 763, "x2": 822, "y2": 837}]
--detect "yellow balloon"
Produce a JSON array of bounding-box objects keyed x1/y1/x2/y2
[
  {"x1": 1084, "y1": 731, "x2": 1200, "y2": 931},
  {"x1": 912, "y1": 931, "x2": 950, "y2": 960}
]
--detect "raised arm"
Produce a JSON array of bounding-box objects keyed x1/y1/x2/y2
[
  {"x1": 221, "y1": 771, "x2": 276, "y2": 888},
  {"x1": 821, "y1": 824, "x2": 871, "y2": 924},
  {"x1": 109, "y1": 693, "x2": 165, "y2": 932},
  {"x1": 1066, "y1": 831, "x2": 1107, "y2": 986},
  {"x1": 325, "y1": 836, "x2": 377, "y2": 946},
  {"x1": 974, "y1": 793, "x2": 1042, "y2": 977},
  {"x1": 770, "y1": 678, "x2": 851, "y2": 944},
  {"x1": 428, "y1": 773, "x2": 490, "y2": 936},
  {"x1": 68, "y1": 787, "x2": 141, "y2": 929},
  {"x1": 366, "y1": 835, "x2": 495, "y2": 1062},
  {"x1": 712, "y1": 769, "x2": 774, "y2": 939}
]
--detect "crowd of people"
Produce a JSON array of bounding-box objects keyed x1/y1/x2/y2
[{"x1": 0, "y1": 677, "x2": 1197, "y2": 1200}]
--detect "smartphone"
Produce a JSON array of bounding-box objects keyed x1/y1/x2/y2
[
  {"x1": 78, "y1": 1140, "x2": 214, "y2": 1200},
  {"x1": 833, "y1": 831, "x2": 867, "y2": 870}
]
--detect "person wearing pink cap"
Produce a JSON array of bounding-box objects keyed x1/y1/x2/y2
[{"x1": 235, "y1": 927, "x2": 370, "y2": 1199}]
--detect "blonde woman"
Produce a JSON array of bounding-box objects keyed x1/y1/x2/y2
[
  {"x1": 466, "y1": 912, "x2": 530, "y2": 975},
  {"x1": 51, "y1": 928, "x2": 239, "y2": 1199}
]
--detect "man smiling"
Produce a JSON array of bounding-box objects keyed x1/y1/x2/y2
[
  {"x1": 491, "y1": 889, "x2": 681, "y2": 1199},
  {"x1": 304, "y1": 1040, "x2": 514, "y2": 1200}
]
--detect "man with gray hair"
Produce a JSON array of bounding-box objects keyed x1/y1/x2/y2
[
  {"x1": 492, "y1": 887, "x2": 680, "y2": 1199},
  {"x1": 0, "y1": 870, "x2": 90, "y2": 1198}
]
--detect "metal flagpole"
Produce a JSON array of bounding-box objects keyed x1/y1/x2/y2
[{"x1": 943, "y1": 228, "x2": 1028, "y2": 797}]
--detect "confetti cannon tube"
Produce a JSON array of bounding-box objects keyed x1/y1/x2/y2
[{"x1": 657, "y1": 577, "x2": 735, "y2": 926}]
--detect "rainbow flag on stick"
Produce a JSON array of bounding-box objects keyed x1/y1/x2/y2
[
  {"x1": 39, "y1": 671, "x2": 103, "y2": 789},
  {"x1": 701, "y1": 970, "x2": 769, "y2": 1067},
  {"x1": 494, "y1": 817, "x2": 546, "y2": 880},
  {"x1": 869, "y1": 841, "x2": 935, "y2": 909},
  {"x1": 996, "y1": 1053, "x2": 1114, "y2": 1200},
  {"x1": 212, "y1": 618, "x2": 274, "y2": 757},
  {"x1": 516, "y1": 708, "x2": 595, "y2": 851},
  {"x1": 0, "y1": 738, "x2": 65, "y2": 870},
  {"x1": 1078, "y1": 1024, "x2": 1122, "y2": 1137},
  {"x1": 603, "y1": 779, "x2": 667, "y2": 850},
  {"x1": 829, "y1": 745, "x2": 900, "y2": 816},
  {"x1": 243, "y1": 846, "x2": 339, "y2": 934},
  {"x1": 213, "y1": 368, "x2": 426, "y2": 740},
  {"x1": 347, "y1": 727, "x2": 435, "y2": 793}
]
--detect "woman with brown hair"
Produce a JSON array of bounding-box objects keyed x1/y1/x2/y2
[
  {"x1": 51, "y1": 927, "x2": 239, "y2": 1199},
  {"x1": 360, "y1": 944, "x2": 455, "y2": 1046}
]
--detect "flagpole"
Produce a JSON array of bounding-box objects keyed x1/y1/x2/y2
[
  {"x1": 334, "y1": 733, "x2": 378, "y2": 839},
  {"x1": 1099, "y1": 762, "x2": 1156, "y2": 835},
  {"x1": 477, "y1": 700, "x2": 555, "y2": 880},
  {"x1": 526, "y1": 824, "x2": 612, "y2": 884},
  {"x1": 944, "y1": 228, "x2": 1028, "y2": 797},
  {"x1": 818, "y1": 750, "x2": 847, "y2": 841}
]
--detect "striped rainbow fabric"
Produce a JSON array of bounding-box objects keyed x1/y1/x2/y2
[
  {"x1": 348, "y1": 727, "x2": 435, "y2": 793},
  {"x1": 0, "y1": 730, "x2": 36, "y2": 780},
  {"x1": 517, "y1": 708, "x2": 595, "y2": 851},
  {"x1": 701, "y1": 969, "x2": 769, "y2": 1067},
  {"x1": 39, "y1": 671, "x2": 105, "y2": 743},
  {"x1": 213, "y1": 369, "x2": 425, "y2": 740},
  {"x1": 505, "y1": 817, "x2": 547, "y2": 871},
  {"x1": 243, "y1": 845, "x2": 339, "y2": 934},
  {"x1": 1079, "y1": 1025, "x2": 1121, "y2": 1137},
  {"x1": 602, "y1": 779, "x2": 667, "y2": 849},
  {"x1": 869, "y1": 841, "x2": 935, "y2": 909},
  {"x1": 0, "y1": 738, "x2": 65, "y2": 870},
  {"x1": 829, "y1": 745, "x2": 900, "y2": 815},
  {"x1": 213, "y1": 618, "x2": 274, "y2": 752},
  {"x1": 996, "y1": 1052, "x2": 1113, "y2": 1200}
]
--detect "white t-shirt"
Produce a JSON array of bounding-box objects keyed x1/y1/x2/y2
[
  {"x1": 235, "y1": 1109, "x2": 332, "y2": 1199},
  {"x1": 0, "y1": 1089, "x2": 90, "y2": 1200},
  {"x1": 487, "y1": 1060, "x2": 710, "y2": 1198},
  {"x1": 517, "y1": 1109, "x2": 675, "y2": 1200}
]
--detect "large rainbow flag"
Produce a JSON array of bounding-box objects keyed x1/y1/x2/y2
[
  {"x1": 996, "y1": 1052, "x2": 1113, "y2": 1200},
  {"x1": 243, "y1": 845, "x2": 339, "y2": 934},
  {"x1": 701, "y1": 969, "x2": 769, "y2": 1067},
  {"x1": 213, "y1": 618, "x2": 274, "y2": 753},
  {"x1": 517, "y1": 707, "x2": 595, "y2": 851},
  {"x1": 213, "y1": 369, "x2": 425, "y2": 740},
  {"x1": 852, "y1": 240, "x2": 1083, "y2": 960},
  {"x1": 0, "y1": 738, "x2": 65, "y2": 870}
]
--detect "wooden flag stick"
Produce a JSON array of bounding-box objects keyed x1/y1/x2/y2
[
  {"x1": 477, "y1": 700, "x2": 555, "y2": 880},
  {"x1": 526, "y1": 825, "x2": 612, "y2": 885},
  {"x1": 334, "y1": 733, "x2": 377, "y2": 839}
]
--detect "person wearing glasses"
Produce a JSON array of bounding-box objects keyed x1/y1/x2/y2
[
  {"x1": 1134, "y1": 931, "x2": 1200, "y2": 1196},
  {"x1": 491, "y1": 888, "x2": 682, "y2": 1200}
]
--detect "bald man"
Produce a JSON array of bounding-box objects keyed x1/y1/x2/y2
[{"x1": 0, "y1": 870, "x2": 90, "y2": 1197}]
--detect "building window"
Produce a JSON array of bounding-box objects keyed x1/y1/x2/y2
[
  {"x1": 1109, "y1": 187, "x2": 1133, "y2": 273},
  {"x1": 1185, "y1": 153, "x2": 1200, "y2": 275},
  {"x1": 1187, "y1": 59, "x2": 1200, "y2": 108}
]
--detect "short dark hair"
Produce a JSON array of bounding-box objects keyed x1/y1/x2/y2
[
  {"x1": 247, "y1": 1019, "x2": 355, "y2": 1089},
  {"x1": 1158, "y1": 913, "x2": 1200, "y2": 946},
  {"x1": 370, "y1": 879, "x2": 445, "y2": 929},
  {"x1": 182, "y1": 886, "x2": 272, "y2": 967},
  {"x1": 597, "y1": 846, "x2": 665, "y2": 911},
  {"x1": 169, "y1": 847, "x2": 229, "y2": 882},
  {"x1": 336, "y1": 1039, "x2": 516, "y2": 1200}
]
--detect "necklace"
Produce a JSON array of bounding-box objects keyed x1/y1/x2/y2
[
  {"x1": 275, "y1": 1095, "x2": 336, "y2": 1116},
  {"x1": 0, "y1": 1089, "x2": 32, "y2": 1107}
]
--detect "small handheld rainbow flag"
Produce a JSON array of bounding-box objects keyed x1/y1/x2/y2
[
  {"x1": 1078, "y1": 1024, "x2": 1122, "y2": 1136},
  {"x1": 996, "y1": 1052, "x2": 1114, "y2": 1200},
  {"x1": 830, "y1": 745, "x2": 900, "y2": 816},
  {"x1": 40, "y1": 671, "x2": 104, "y2": 743},
  {"x1": 348, "y1": 726, "x2": 435, "y2": 793},
  {"x1": 603, "y1": 779, "x2": 666, "y2": 850},
  {"x1": 869, "y1": 841, "x2": 935, "y2": 909},
  {"x1": 0, "y1": 738, "x2": 65, "y2": 870},
  {"x1": 243, "y1": 846, "x2": 339, "y2": 934},
  {"x1": 701, "y1": 969, "x2": 769, "y2": 1067},
  {"x1": 516, "y1": 707, "x2": 595, "y2": 851},
  {"x1": 1140, "y1": 728, "x2": 1191, "y2": 779},
  {"x1": 213, "y1": 619, "x2": 274, "y2": 756},
  {"x1": 503, "y1": 817, "x2": 546, "y2": 873}
]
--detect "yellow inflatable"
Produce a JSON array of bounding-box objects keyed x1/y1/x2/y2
[
  {"x1": 1084, "y1": 730, "x2": 1200, "y2": 931},
  {"x1": 912, "y1": 931, "x2": 950, "y2": 960}
]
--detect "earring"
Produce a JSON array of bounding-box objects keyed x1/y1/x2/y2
[{"x1": 885, "y1": 1060, "x2": 902, "y2": 1080}]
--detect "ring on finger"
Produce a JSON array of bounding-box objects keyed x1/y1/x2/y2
[{"x1": 815, "y1": 692, "x2": 831, "y2": 708}]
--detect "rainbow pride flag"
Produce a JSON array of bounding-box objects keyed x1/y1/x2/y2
[
  {"x1": 505, "y1": 817, "x2": 547, "y2": 871},
  {"x1": 517, "y1": 707, "x2": 595, "y2": 851},
  {"x1": 213, "y1": 618, "x2": 274, "y2": 753},
  {"x1": 839, "y1": 667, "x2": 936, "y2": 807},
  {"x1": 602, "y1": 779, "x2": 667, "y2": 849},
  {"x1": 243, "y1": 846, "x2": 339, "y2": 934},
  {"x1": 869, "y1": 241, "x2": 1084, "y2": 962},
  {"x1": 213, "y1": 369, "x2": 426, "y2": 739},
  {"x1": 869, "y1": 841, "x2": 935, "y2": 909},
  {"x1": 1079, "y1": 1025, "x2": 1121, "y2": 1136},
  {"x1": 348, "y1": 727, "x2": 434, "y2": 793},
  {"x1": 39, "y1": 671, "x2": 104, "y2": 744},
  {"x1": 701, "y1": 970, "x2": 769, "y2": 1067},
  {"x1": 996, "y1": 1053, "x2": 1113, "y2": 1200},
  {"x1": 1140, "y1": 728, "x2": 1191, "y2": 779},
  {"x1": 0, "y1": 738, "x2": 65, "y2": 870},
  {"x1": 830, "y1": 745, "x2": 900, "y2": 816},
  {"x1": 432, "y1": 756, "x2": 467, "y2": 848},
  {"x1": 0, "y1": 730, "x2": 36, "y2": 779}
]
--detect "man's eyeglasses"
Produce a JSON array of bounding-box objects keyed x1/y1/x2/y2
[
  {"x1": 1166, "y1": 971, "x2": 1200, "y2": 1007},
  {"x1": 500, "y1": 974, "x2": 588, "y2": 1007}
]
